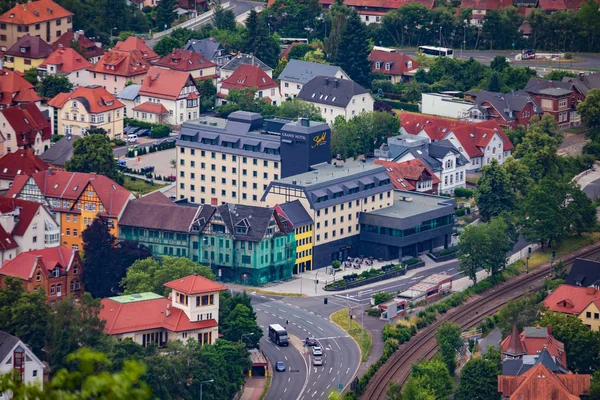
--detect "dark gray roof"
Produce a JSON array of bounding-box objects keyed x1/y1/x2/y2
[
  {"x1": 0, "y1": 330, "x2": 20, "y2": 362},
  {"x1": 117, "y1": 84, "x2": 141, "y2": 101},
  {"x1": 564, "y1": 72, "x2": 600, "y2": 96},
  {"x1": 524, "y1": 78, "x2": 574, "y2": 96},
  {"x1": 298, "y1": 76, "x2": 369, "y2": 108},
  {"x1": 220, "y1": 53, "x2": 272, "y2": 72},
  {"x1": 278, "y1": 59, "x2": 345, "y2": 85},
  {"x1": 39, "y1": 134, "x2": 80, "y2": 166},
  {"x1": 523, "y1": 326, "x2": 549, "y2": 338},
  {"x1": 502, "y1": 359, "x2": 533, "y2": 376},
  {"x1": 277, "y1": 200, "x2": 313, "y2": 227},
  {"x1": 380, "y1": 138, "x2": 467, "y2": 172},
  {"x1": 501, "y1": 349, "x2": 568, "y2": 376},
  {"x1": 184, "y1": 38, "x2": 226, "y2": 62},
  {"x1": 119, "y1": 197, "x2": 201, "y2": 232},
  {"x1": 566, "y1": 258, "x2": 600, "y2": 287},
  {"x1": 469, "y1": 90, "x2": 542, "y2": 122},
  {"x1": 217, "y1": 203, "x2": 284, "y2": 242}
]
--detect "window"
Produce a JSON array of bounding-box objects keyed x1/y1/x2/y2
[
  {"x1": 559, "y1": 98, "x2": 567, "y2": 107},
  {"x1": 587, "y1": 312, "x2": 592, "y2": 318}
]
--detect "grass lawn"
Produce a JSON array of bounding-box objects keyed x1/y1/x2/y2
[
  {"x1": 564, "y1": 126, "x2": 588, "y2": 135},
  {"x1": 331, "y1": 308, "x2": 372, "y2": 362},
  {"x1": 253, "y1": 289, "x2": 304, "y2": 297},
  {"x1": 122, "y1": 176, "x2": 167, "y2": 196}
]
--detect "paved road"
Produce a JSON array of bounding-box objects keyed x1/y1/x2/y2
[
  {"x1": 260, "y1": 333, "x2": 307, "y2": 400},
  {"x1": 251, "y1": 293, "x2": 361, "y2": 400}
]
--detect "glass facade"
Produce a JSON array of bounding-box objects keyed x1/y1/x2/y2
[{"x1": 361, "y1": 215, "x2": 453, "y2": 238}]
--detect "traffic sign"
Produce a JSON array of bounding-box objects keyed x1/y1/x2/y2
[{"x1": 338, "y1": 384, "x2": 343, "y2": 390}]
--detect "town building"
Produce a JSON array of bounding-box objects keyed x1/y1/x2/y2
[
  {"x1": 38, "y1": 134, "x2": 79, "y2": 169},
  {"x1": 3, "y1": 34, "x2": 54, "y2": 73},
  {"x1": 374, "y1": 135, "x2": 468, "y2": 193},
  {"x1": 311, "y1": 0, "x2": 435, "y2": 24},
  {"x1": 0, "y1": 69, "x2": 41, "y2": 109},
  {"x1": 7, "y1": 169, "x2": 133, "y2": 250},
  {"x1": 118, "y1": 192, "x2": 297, "y2": 285},
  {"x1": 278, "y1": 59, "x2": 349, "y2": 99},
  {"x1": 87, "y1": 49, "x2": 151, "y2": 95},
  {"x1": 0, "y1": 196, "x2": 60, "y2": 264},
  {"x1": 132, "y1": 66, "x2": 200, "y2": 125},
  {"x1": 176, "y1": 111, "x2": 331, "y2": 205},
  {"x1": 501, "y1": 325, "x2": 567, "y2": 374},
  {"x1": 543, "y1": 284, "x2": 600, "y2": 331},
  {"x1": 420, "y1": 93, "x2": 475, "y2": 120},
  {"x1": 100, "y1": 274, "x2": 225, "y2": 346},
  {"x1": 565, "y1": 258, "x2": 600, "y2": 287},
  {"x1": 275, "y1": 200, "x2": 314, "y2": 273},
  {"x1": 263, "y1": 160, "x2": 456, "y2": 267},
  {"x1": 52, "y1": 30, "x2": 104, "y2": 63},
  {"x1": 0, "y1": 331, "x2": 45, "y2": 395},
  {"x1": 219, "y1": 53, "x2": 272, "y2": 80},
  {"x1": 113, "y1": 36, "x2": 160, "y2": 63},
  {"x1": 38, "y1": 46, "x2": 92, "y2": 87},
  {"x1": 217, "y1": 64, "x2": 281, "y2": 106},
  {"x1": 368, "y1": 50, "x2": 419, "y2": 83},
  {"x1": 563, "y1": 72, "x2": 600, "y2": 97},
  {"x1": 154, "y1": 48, "x2": 217, "y2": 82},
  {"x1": 523, "y1": 78, "x2": 584, "y2": 128},
  {"x1": 116, "y1": 84, "x2": 140, "y2": 119},
  {"x1": 461, "y1": 0, "x2": 514, "y2": 26},
  {"x1": 0, "y1": 0, "x2": 73, "y2": 51},
  {"x1": 298, "y1": 76, "x2": 374, "y2": 124},
  {"x1": 0, "y1": 103, "x2": 52, "y2": 155},
  {"x1": 0, "y1": 149, "x2": 49, "y2": 189},
  {"x1": 47, "y1": 85, "x2": 125, "y2": 139},
  {"x1": 184, "y1": 37, "x2": 231, "y2": 66},
  {"x1": 464, "y1": 90, "x2": 542, "y2": 129},
  {"x1": 374, "y1": 159, "x2": 440, "y2": 195}
]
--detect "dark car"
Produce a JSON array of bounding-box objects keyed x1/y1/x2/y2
[
  {"x1": 305, "y1": 336, "x2": 318, "y2": 346},
  {"x1": 275, "y1": 361, "x2": 286, "y2": 372},
  {"x1": 140, "y1": 166, "x2": 155, "y2": 174},
  {"x1": 137, "y1": 129, "x2": 150, "y2": 137},
  {"x1": 116, "y1": 160, "x2": 127, "y2": 167}
]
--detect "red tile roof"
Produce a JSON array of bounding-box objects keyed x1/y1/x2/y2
[
  {"x1": 498, "y1": 363, "x2": 590, "y2": 400},
  {"x1": 538, "y1": 0, "x2": 567, "y2": 10},
  {"x1": 313, "y1": 0, "x2": 434, "y2": 10},
  {"x1": 52, "y1": 31, "x2": 104, "y2": 59},
  {"x1": 132, "y1": 101, "x2": 169, "y2": 115},
  {"x1": 113, "y1": 37, "x2": 160, "y2": 62},
  {"x1": 164, "y1": 274, "x2": 227, "y2": 295},
  {"x1": 460, "y1": 0, "x2": 513, "y2": 9},
  {"x1": 0, "y1": 103, "x2": 51, "y2": 146},
  {"x1": 39, "y1": 47, "x2": 92, "y2": 73},
  {"x1": 48, "y1": 85, "x2": 124, "y2": 113},
  {"x1": 0, "y1": 149, "x2": 49, "y2": 181},
  {"x1": 5, "y1": 34, "x2": 54, "y2": 59},
  {"x1": 7, "y1": 170, "x2": 131, "y2": 217},
  {"x1": 374, "y1": 159, "x2": 439, "y2": 191},
  {"x1": 501, "y1": 325, "x2": 567, "y2": 368},
  {"x1": 0, "y1": 247, "x2": 74, "y2": 280},
  {"x1": 0, "y1": 196, "x2": 46, "y2": 236},
  {"x1": 87, "y1": 49, "x2": 151, "y2": 77},
  {"x1": 0, "y1": 0, "x2": 73, "y2": 25},
  {"x1": 368, "y1": 50, "x2": 420, "y2": 76},
  {"x1": 398, "y1": 111, "x2": 465, "y2": 140},
  {"x1": 450, "y1": 119, "x2": 514, "y2": 158},
  {"x1": 138, "y1": 66, "x2": 196, "y2": 101},
  {"x1": 221, "y1": 64, "x2": 278, "y2": 92},
  {"x1": 155, "y1": 48, "x2": 216, "y2": 72},
  {"x1": 0, "y1": 225, "x2": 17, "y2": 251},
  {"x1": 564, "y1": 0, "x2": 583, "y2": 9},
  {"x1": 543, "y1": 284, "x2": 600, "y2": 315},
  {"x1": 100, "y1": 297, "x2": 218, "y2": 335}
]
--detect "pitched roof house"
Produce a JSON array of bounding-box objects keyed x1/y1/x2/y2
[
  {"x1": 278, "y1": 59, "x2": 349, "y2": 99},
  {"x1": 565, "y1": 258, "x2": 600, "y2": 287},
  {"x1": 113, "y1": 36, "x2": 160, "y2": 62},
  {"x1": 368, "y1": 50, "x2": 420, "y2": 83},
  {"x1": 38, "y1": 47, "x2": 92, "y2": 87},
  {"x1": 0, "y1": 103, "x2": 51, "y2": 156},
  {"x1": 311, "y1": 0, "x2": 435, "y2": 24},
  {"x1": 501, "y1": 325, "x2": 567, "y2": 369},
  {"x1": 0, "y1": 330, "x2": 45, "y2": 392},
  {"x1": 563, "y1": 72, "x2": 600, "y2": 96},
  {"x1": 0, "y1": 69, "x2": 42, "y2": 108},
  {"x1": 460, "y1": 0, "x2": 514, "y2": 25},
  {"x1": 38, "y1": 134, "x2": 79, "y2": 169},
  {"x1": 184, "y1": 37, "x2": 231, "y2": 66},
  {"x1": 4, "y1": 34, "x2": 54, "y2": 72},
  {"x1": 466, "y1": 90, "x2": 542, "y2": 129},
  {"x1": 219, "y1": 53, "x2": 273, "y2": 80},
  {"x1": 87, "y1": 49, "x2": 152, "y2": 95},
  {"x1": 0, "y1": 149, "x2": 49, "y2": 189},
  {"x1": 218, "y1": 64, "x2": 281, "y2": 106},
  {"x1": 523, "y1": 78, "x2": 585, "y2": 128},
  {"x1": 374, "y1": 159, "x2": 440, "y2": 194},
  {"x1": 52, "y1": 30, "x2": 104, "y2": 63},
  {"x1": 154, "y1": 48, "x2": 217, "y2": 82}
]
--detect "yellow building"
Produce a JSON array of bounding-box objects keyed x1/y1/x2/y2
[
  {"x1": 579, "y1": 301, "x2": 600, "y2": 331},
  {"x1": 48, "y1": 86, "x2": 126, "y2": 140},
  {"x1": 4, "y1": 34, "x2": 54, "y2": 72},
  {"x1": 276, "y1": 200, "x2": 314, "y2": 272},
  {"x1": 7, "y1": 169, "x2": 133, "y2": 250}
]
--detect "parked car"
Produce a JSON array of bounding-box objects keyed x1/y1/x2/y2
[
  {"x1": 312, "y1": 346, "x2": 323, "y2": 356},
  {"x1": 137, "y1": 129, "x2": 150, "y2": 137},
  {"x1": 116, "y1": 160, "x2": 127, "y2": 167},
  {"x1": 275, "y1": 361, "x2": 286, "y2": 372},
  {"x1": 140, "y1": 166, "x2": 155, "y2": 174},
  {"x1": 312, "y1": 356, "x2": 323, "y2": 366},
  {"x1": 305, "y1": 336, "x2": 318, "y2": 346},
  {"x1": 127, "y1": 134, "x2": 138, "y2": 143}
]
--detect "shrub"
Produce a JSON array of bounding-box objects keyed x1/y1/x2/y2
[
  {"x1": 151, "y1": 125, "x2": 170, "y2": 138},
  {"x1": 454, "y1": 187, "x2": 474, "y2": 198},
  {"x1": 373, "y1": 292, "x2": 394, "y2": 305},
  {"x1": 367, "y1": 308, "x2": 383, "y2": 317},
  {"x1": 564, "y1": 52, "x2": 573, "y2": 60},
  {"x1": 435, "y1": 247, "x2": 459, "y2": 257},
  {"x1": 403, "y1": 258, "x2": 420, "y2": 266}
]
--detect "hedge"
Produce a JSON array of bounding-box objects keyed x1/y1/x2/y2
[
  {"x1": 454, "y1": 187, "x2": 474, "y2": 198},
  {"x1": 124, "y1": 118, "x2": 171, "y2": 138},
  {"x1": 433, "y1": 246, "x2": 459, "y2": 257},
  {"x1": 382, "y1": 99, "x2": 419, "y2": 112}
]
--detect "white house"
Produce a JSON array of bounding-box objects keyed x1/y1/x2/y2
[
  {"x1": 217, "y1": 64, "x2": 281, "y2": 106},
  {"x1": 0, "y1": 103, "x2": 52, "y2": 156},
  {"x1": 278, "y1": 59, "x2": 349, "y2": 99},
  {"x1": 38, "y1": 47, "x2": 92, "y2": 88},
  {"x1": 219, "y1": 53, "x2": 272, "y2": 80},
  {"x1": 0, "y1": 330, "x2": 45, "y2": 397},
  {"x1": 133, "y1": 67, "x2": 200, "y2": 125},
  {"x1": 421, "y1": 93, "x2": 474, "y2": 120},
  {"x1": 116, "y1": 84, "x2": 141, "y2": 119},
  {"x1": 297, "y1": 76, "x2": 374, "y2": 124}
]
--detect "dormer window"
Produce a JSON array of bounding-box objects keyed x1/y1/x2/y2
[
  {"x1": 385, "y1": 63, "x2": 391, "y2": 71},
  {"x1": 52, "y1": 267, "x2": 60, "y2": 277},
  {"x1": 407, "y1": 61, "x2": 412, "y2": 69},
  {"x1": 375, "y1": 62, "x2": 381, "y2": 70},
  {"x1": 20, "y1": 47, "x2": 26, "y2": 53},
  {"x1": 236, "y1": 226, "x2": 247, "y2": 234}
]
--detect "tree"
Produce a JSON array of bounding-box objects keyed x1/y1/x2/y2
[
  {"x1": 155, "y1": 0, "x2": 176, "y2": 30},
  {"x1": 219, "y1": 291, "x2": 262, "y2": 347},
  {"x1": 591, "y1": 370, "x2": 600, "y2": 400},
  {"x1": 401, "y1": 375, "x2": 435, "y2": 400},
  {"x1": 578, "y1": 88, "x2": 600, "y2": 130},
  {"x1": 212, "y1": 0, "x2": 236, "y2": 31},
  {"x1": 530, "y1": 114, "x2": 563, "y2": 143},
  {"x1": 287, "y1": 44, "x2": 316, "y2": 60},
  {"x1": 121, "y1": 256, "x2": 215, "y2": 296},
  {"x1": 65, "y1": 134, "x2": 118, "y2": 179},
  {"x1": 82, "y1": 217, "x2": 120, "y2": 298},
  {"x1": 335, "y1": 10, "x2": 371, "y2": 88},
  {"x1": 490, "y1": 55, "x2": 510, "y2": 71},
  {"x1": 503, "y1": 156, "x2": 532, "y2": 195},
  {"x1": 324, "y1": 0, "x2": 351, "y2": 61},
  {"x1": 454, "y1": 358, "x2": 500, "y2": 400},
  {"x1": 153, "y1": 36, "x2": 181, "y2": 56},
  {"x1": 513, "y1": 128, "x2": 560, "y2": 182},
  {"x1": 273, "y1": 57, "x2": 288, "y2": 79},
  {"x1": 276, "y1": 99, "x2": 324, "y2": 121},
  {"x1": 402, "y1": 80, "x2": 422, "y2": 103},
  {"x1": 216, "y1": 88, "x2": 278, "y2": 117},
  {"x1": 36, "y1": 74, "x2": 73, "y2": 98},
  {"x1": 387, "y1": 381, "x2": 403, "y2": 400},
  {"x1": 262, "y1": 0, "x2": 322, "y2": 37},
  {"x1": 485, "y1": 216, "x2": 513, "y2": 275},
  {"x1": 373, "y1": 292, "x2": 394, "y2": 305},
  {"x1": 197, "y1": 78, "x2": 217, "y2": 113},
  {"x1": 436, "y1": 322, "x2": 462, "y2": 375},
  {"x1": 331, "y1": 111, "x2": 400, "y2": 159},
  {"x1": 24, "y1": 67, "x2": 38, "y2": 85},
  {"x1": 487, "y1": 71, "x2": 501, "y2": 92},
  {"x1": 495, "y1": 295, "x2": 543, "y2": 337},
  {"x1": 243, "y1": 10, "x2": 280, "y2": 67},
  {"x1": 302, "y1": 48, "x2": 327, "y2": 64},
  {"x1": 458, "y1": 223, "x2": 491, "y2": 283},
  {"x1": 410, "y1": 359, "x2": 452, "y2": 399},
  {"x1": 475, "y1": 159, "x2": 516, "y2": 221}
]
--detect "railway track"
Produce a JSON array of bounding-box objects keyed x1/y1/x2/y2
[{"x1": 361, "y1": 244, "x2": 600, "y2": 400}]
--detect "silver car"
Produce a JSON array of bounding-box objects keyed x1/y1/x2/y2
[
  {"x1": 313, "y1": 356, "x2": 323, "y2": 366},
  {"x1": 312, "y1": 346, "x2": 323, "y2": 356}
]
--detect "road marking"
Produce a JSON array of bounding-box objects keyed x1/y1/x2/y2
[
  {"x1": 284, "y1": 388, "x2": 287, "y2": 393},
  {"x1": 288, "y1": 377, "x2": 291, "y2": 383},
  {"x1": 346, "y1": 368, "x2": 350, "y2": 374},
  {"x1": 269, "y1": 298, "x2": 276, "y2": 301},
  {"x1": 303, "y1": 328, "x2": 307, "y2": 332},
  {"x1": 321, "y1": 392, "x2": 325, "y2": 397},
  {"x1": 255, "y1": 308, "x2": 261, "y2": 311},
  {"x1": 329, "y1": 367, "x2": 333, "y2": 374},
  {"x1": 275, "y1": 346, "x2": 280, "y2": 351},
  {"x1": 340, "y1": 363, "x2": 343, "y2": 368},
  {"x1": 332, "y1": 377, "x2": 336, "y2": 382},
  {"x1": 313, "y1": 381, "x2": 317, "y2": 386},
  {"x1": 284, "y1": 356, "x2": 288, "y2": 360},
  {"x1": 259, "y1": 295, "x2": 266, "y2": 298},
  {"x1": 272, "y1": 313, "x2": 277, "y2": 317},
  {"x1": 295, "y1": 305, "x2": 300, "y2": 308},
  {"x1": 309, "y1": 311, "x2": 314, "y2": 314},
  {"x1": 260, "y1": 325, "x2": 264, "y2": 329},
  {"x1": 327, "y1": 384, "x2": 331, "y2": 389},
  {"x1": 307, "y1": 321, "x2": 313, "y2": 325},
  {"x1": 293, "y1": 322, "x2": 297, "y2": 326},
  {"x1": 318, "y1": 327, "x2": 324, "y2": 331},
  {"x1": 263, "y1": 304, "x2": 271, "y2": 308},
  {"x1": 278, "y1": 309, "x2": 285, "y2": 312},
  {"x1": 318, "y1": 374, "x2": 321, "y2": 379},
  {"x1": 311, "y1": 391, "x2": 316, "y2": 398},
  {"x1": 316, "y1": 336, "x2": 350, "y2": 340},
  {"x1": 293, "y1": 314, "x2": 301, "y2": 319}
]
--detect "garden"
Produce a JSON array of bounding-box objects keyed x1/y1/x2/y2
[{"x1": 324, "y1": 259, "x2": 422, "y2": 291}]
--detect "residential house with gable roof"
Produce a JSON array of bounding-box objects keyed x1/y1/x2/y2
[
  {"x1": 217, "y1": 64, "x2": 281, "y2": 106},
  {"x1": 278, "y1": 59, "x2": 349, "y2": 99},
  {"x1": 7, "y1": 169, "x2": 133, "y2": 250},
  {"x1": 87, "y1": 49, "x2": 151, "y2": 95},
  {"x1": 374, "y1": 159, "x2": 440, "y2": 195},
  {"x1": 38, "y1": 134, "x2": 79, "y2": 169},
  {"x1": 113, "y1": 36, "x2": 160, "y2": 63},
  {"x1": 0, "y1": 196, "x2": 59, "y2": 264},
  {"x1": 0, "y1": 103, "x2": 52, "y2": 155},
  {"x1": 275, "y1": 200, "x2": 314, "y2": 273},
  {"x1": 0, "y1": 0, "x2": 73, "y2": 51},
  {"x1": 523, "y1": 78, "x2": 585, "y2": 128},
  {"x1": 563, "y1": 72, "x2": 600, "y2": 97},
  {"x1": 538, "y1": 0, "x2": 568, "y2": 13},
  {"x1": 133, "y1": 66, "x2": 200, "y2": 125},
  {"x1": 154, "y1": 48, "x2": 217, "y2": 83},
  {"x1": 297, "y1": 76, "x2": 374, "y2": 124},
  {"x1": 0, "y1": 69, "x2": 41, "y2": 109},
  {"x1": 307, "y1": 0, "x2": 435, "y2": 24},
  {"x1": 543, "y1": 284, "x2": 600, "y2": 331},
  {"x1": 0, "y1": 247, "x2": 83, "y2": 303},
  {"x1": 53, "y1": 30, "x2": 104, "y2": 63},
  {"x1": 565, "y1": 258, "x2": 600, "y2": 287},
  {"x1": 219, "y1": 53, "x2": 272, "y2": 80},
  {"x1": 461, "y1": 0, "x2": 514, "y2": 25},
  {"x1": 0, "y1": 331, "x2": 45, "y2": 395},
  {"x1": 47, "y1": 85, "x2": 125, "y2": 139},
  {"x1": 501, "y1": 325, "x2": 567, "y2": 375},
  {"x1": 184, "y1": 37, "x2": 231, "y2": 66},
  {"x1": 465, "y1": 90, "x2": 543, "y2": 129},
  {"x1": 100, "y1": 274, "x2": 226, "y2": 346},
  {"x1": 38, "y1": 47, "x2": 92, "y2": 87},
  {"x1": 4, "y1": 34, "x2": 54, "y2": 72},
  {"x1": 368, "y1": 50, "x2": 419, "y2": 83},
  {"x1": 0, "y1": 149, "x2": 49, "y2": 189}
]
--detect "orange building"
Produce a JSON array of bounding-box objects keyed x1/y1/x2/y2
[{"x1": 6, "y1": 169, "x2": 133, "y2": 249}]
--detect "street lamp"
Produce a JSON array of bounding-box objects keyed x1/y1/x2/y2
[
  {"x1": 550, "y1": 251, "x2": 556, "y2": 278},
  {"x1": 526, "y1": 247, "x2": 531, "y2": 274},
  {"x1": 200, "y1": 379, "x2": 214, "y2": 400},
  {"x1": 315, "y1": 270, "x2": 322, "y2": 294},
  {"x1": 240, "y1": 332, "x2": 254, "y2": 344},
  {"x1": 357, "y1": 290, "x2": 370, "y2": 345}
]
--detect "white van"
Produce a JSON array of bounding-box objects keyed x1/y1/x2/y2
[{"x1": 127, "y1": 134, "x2": 138, "y2": 143}]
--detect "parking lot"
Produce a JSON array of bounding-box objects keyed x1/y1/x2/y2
[{"x1": 120, "y1": 147, "x2": 177, "y2": 179}]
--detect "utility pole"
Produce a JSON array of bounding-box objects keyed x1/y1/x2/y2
[
  {"x1": 550, "y1": 251, "x2": 556, "y2": 277},
  {"x1": 526, "y1": 247, "x2": 531, "y2": 274}
]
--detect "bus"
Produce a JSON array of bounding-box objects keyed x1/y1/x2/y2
[
  {"x1": 268, "y1": 324, "x2": 289, "y2": 346},
  {"x1": 417, "y1": 46, "x2": 454, "y2": 58},
  {"x1": 279, "y1": 38, "x2": 309, "y2": 49}
]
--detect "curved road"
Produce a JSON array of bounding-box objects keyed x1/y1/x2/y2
[{"x1": 251, "y1": 293, "x2": 361, "y2": 400}]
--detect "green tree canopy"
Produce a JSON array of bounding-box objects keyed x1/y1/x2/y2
[
  {"x1": 276, "y1": 99, "x2": 324, "y2": 121},
  {"x1": 153, "y1": 36, "x2": 181, "y2": 56},
  {"x1": 218, "y1": 291, "x2": 262, "y2": 347},
  {"x1": 331, "y1": 111, "x2": 400, "y2": 159},
  {"x1": 495, "y1": 295, "x2": 543, "y2": 337},
  {"x1": 335, "y1": 9, "x2": 371, "y2": 88},
  {"x1": 155, "y1": 0, "x2": 176, "y2": 30},
  {"x1": 212, "y1": 0, "x2": 236, "y2": 31},
  {"x1": 454, "y1": 357, "x2": 500, "y2": 400},
  {"x1": 242, "y1": 10, "x2": 280, "y2": 67},
  {"x1": 490, "y1": 55, "x2": 510, "y2": 71},
  {"x1": 436, "y1": 322, "x2": 463, "y2": 375},
  {"x1": 475, "y1": 159, "x2": 516, "y2": 221},
  {"x1": 24, "y1": 67, "x2": 38, "y2": 85},
  {"x1": 578, "y1": 89, "x2": 600, "y2": 135},
  {"x1": 36, "y1": 74, "x2": 73, "y2": 98},
  {"x1": 410, "y1": 359, "x2": 452, "y2": 399},
  {"x1": 65, "y1": 134, "x2": 118, "y2": 179}
]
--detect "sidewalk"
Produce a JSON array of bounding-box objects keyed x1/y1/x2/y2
[{"x1": 239, "y1": 377, "x2": 267, "y2": 400}]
